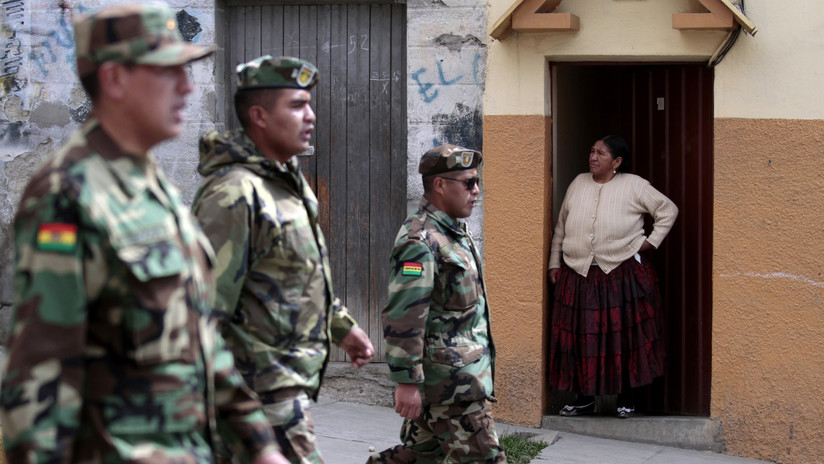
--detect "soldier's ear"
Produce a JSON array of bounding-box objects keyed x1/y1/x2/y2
[
  {"x1": 432, "y1": 176, "x2": 448, "y2": 196},
  {"x1": 97, "y1": 62, "x2": 128, "y2": 102},
  {"x1": 247, "y1": 105, "x2": 269, "y2": 129}
]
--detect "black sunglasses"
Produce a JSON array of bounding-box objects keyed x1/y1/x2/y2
[{"x1": 438, "y1": 176, "x2": 480, "y2": 190}]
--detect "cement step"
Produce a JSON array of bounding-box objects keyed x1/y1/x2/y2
[{"x1": 542, "y1": 414, "x2": 724, "y2": 452}]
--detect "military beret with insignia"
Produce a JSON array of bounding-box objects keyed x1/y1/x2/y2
[
  {"x1": 73, "y1": 2, "x2": 215, "y2": 79},
  {"x1": 236, "y1": 55, "x2": 319, "y2": 91},
  {"x1": 418, "y1": 144, "x2": 483, "y2": 176}
]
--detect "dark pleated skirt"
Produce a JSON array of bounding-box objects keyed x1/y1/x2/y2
[{"x1": 548, "y1": 256, "x2": 666, "y2": 396}]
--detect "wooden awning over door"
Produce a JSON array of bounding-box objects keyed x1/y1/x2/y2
[{"x1": 489, "y1": 0, "x2": 756, "y2": 40}]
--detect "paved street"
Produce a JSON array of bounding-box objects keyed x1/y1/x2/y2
[{"x1": 313, "y1": 396, "x2": 772, "y2": 464}]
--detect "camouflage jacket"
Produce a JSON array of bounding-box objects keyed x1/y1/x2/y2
[
  {"x1": 1, "y1": 119, "x2": 277, "y2": 463},
  {"x1": 383, "y1": 199, "x2": 495, "y2": 410},
  {"x1": 192, "y1": 129, "x2": 357, "y2": 403}
]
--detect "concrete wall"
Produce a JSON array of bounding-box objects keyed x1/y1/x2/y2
[
  {"x1": 407, "y1": 0, "x2": 487, "y2": 249},
  {"x1": 484, "y1": 0, "x2": 824, "y2": 462}
]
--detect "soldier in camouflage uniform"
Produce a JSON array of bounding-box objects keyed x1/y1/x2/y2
[
  {"x1": 368, "y1": 145, "x2": 507, "y2": 464},
  {"x1": 192, "y1": 56, "x2": 374, "y2": 464},
  {"x1": 0, "y1": 4, "x2": 287, "y2": 464}
]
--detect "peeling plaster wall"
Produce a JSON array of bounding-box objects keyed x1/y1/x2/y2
[
  {"x1": 0, "y1": 1, "x2": 219, "y2": 341},
  {"x1": 407, "y1": 0, "x2": 487, "y2": 252}
]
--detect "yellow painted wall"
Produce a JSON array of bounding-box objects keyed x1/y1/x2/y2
[
  {"x1": 713, "y1": 118, "x2": 824, "y2": 463},
  {"x1": 484, "y1": 0, "x2": 824, "y2": 461},
  {"x1": 713, "y1": 2, "x2": 824, "y2": 119},
  {"x1": 483, "y1": 114, "x2": 551, "y2": 426},
  {"x1": 486, "y1": 0, "x2": 726, "y2": 116}
]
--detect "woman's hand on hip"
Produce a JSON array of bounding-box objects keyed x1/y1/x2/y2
[{"x1": 639, "y1": 240, "x2": 654, "y2": 252}]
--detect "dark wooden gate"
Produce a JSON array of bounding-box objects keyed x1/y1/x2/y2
[
  {"x1": 223, "y1": 1, "x2": 407, "y2": 362},
  {"x1": 553, "y1": 64, "x2": 713, "y2": 415}
]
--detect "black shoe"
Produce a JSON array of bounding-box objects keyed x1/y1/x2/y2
[{"x1": 559, "y1": 401, "x2": 596, "y2": 416}]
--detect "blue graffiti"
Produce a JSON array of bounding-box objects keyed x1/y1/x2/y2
[
  {"x1": 436, "y1": 61, "x2": 462, "y2": 86},
  {"x1": 50, "y1": 15, "x2": 74, "y2": 48},
  {"x1": 412, "y1": 68, "x2": 439, "y2": 103},
  {"x1": 29, "y1": 13, "x2": 76, "y2": 77},
  {"x1": 473, "y1": 52, "x2": 481, "y2": 85},
  {"x1": 413, "y1": 60, "x2": 475, "y2": 103}
]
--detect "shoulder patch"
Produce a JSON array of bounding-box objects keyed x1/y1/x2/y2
[
  {"x1": 402, "y1": 262, "x2": 423, "y2": 277},
  {"x1": 36, "y1": 223, "x2": 77, "y2": 253}
]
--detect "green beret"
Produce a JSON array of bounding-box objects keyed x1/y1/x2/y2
[
  {"x1": 236, "y1": 55, "x2": 319, "y2": 91},
  {"x1": 73, "y1": 3, "x2": 214, "y2": 79},
  {"x1": 418, "y1": 144, "x2": 483, "y2": 176}
]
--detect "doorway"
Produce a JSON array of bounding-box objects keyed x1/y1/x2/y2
[{"x1": 551, "y1": 63, "x2": 713, "y2": 415}]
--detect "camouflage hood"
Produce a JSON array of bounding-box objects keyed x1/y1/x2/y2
[{"x1": 197, "y1": 129, "x2": 297, "y2": 179}]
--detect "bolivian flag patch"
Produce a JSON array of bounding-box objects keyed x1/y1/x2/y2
[
  {"x1": 402, "y1": 262, "x2": 423, "y2": 277},
  {"x1": 36, "y1": 223, "x2": 77, "y2": 253}
]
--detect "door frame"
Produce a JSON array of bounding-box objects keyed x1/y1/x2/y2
[{"x1": 550, "y1": 62, "x2": 714, "y2": 416}]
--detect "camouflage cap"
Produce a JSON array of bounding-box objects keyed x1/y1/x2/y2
[
  {"x1": 418, "y1": 144, "x2": 483, "y2": 176},
  {"x1": 236, "y1": 55, "x2": 319, "y2": 91},
  {"x1": 74, "y1": 3, "x2": 215, "y2": 79}
]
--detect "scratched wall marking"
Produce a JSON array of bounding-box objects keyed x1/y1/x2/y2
[{"x1": 720, "y1": 272, "x2": 824, "y2": 289}]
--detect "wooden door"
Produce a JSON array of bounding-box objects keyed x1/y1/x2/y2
[
  {"x1": 553, "y1": 64, "x2": 713, "y2": 415},
  {"x1": 224, "y1": 1, "x2": 407, "y2": 362},
  {"x1": 623, "y1": 65, "x2": 713, "y2": 416}
]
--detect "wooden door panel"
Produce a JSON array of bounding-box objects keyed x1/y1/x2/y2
[{"x1": 225, "y1": 2, "x2": 407, "y2": 362}]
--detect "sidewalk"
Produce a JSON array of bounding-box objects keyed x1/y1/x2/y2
[{"x1": 312, "y1": 396, "x2": 772, "y2": 464}]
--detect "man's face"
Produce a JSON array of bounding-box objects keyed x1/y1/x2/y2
[
  {"x1": 260, "y1": 88, "x2": 316, "y2": 162},
  {"x1": 437, "y1": 168, "x2": 480, "y2": 219},
  {"x1": 120, "y1": 64, "x2": 193, "y2": 148}
]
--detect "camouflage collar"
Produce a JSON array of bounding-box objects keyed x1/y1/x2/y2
[
  {"x1": 84, "y1": 118, "x2": 162, "y2": 200},
  {"x1": 198, "y1": 128, "x2": 301, "y2": 180},
  {"x1": 229, "y1": 130, "x2": 304, "y2": 184},
  {"x1": 419, "y1": 198, "x2": 466, "y2": 236}
]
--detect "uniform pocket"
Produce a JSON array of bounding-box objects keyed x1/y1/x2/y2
[
  {"x1": 429, "y1": 344, "x2": 485, "y2": 368},
  {"x1": 112, "y1": 228, "x2": 191, "y2": 365},
  {"x1": 440, "y1": 244, "x2": 479, "y2": 310}
]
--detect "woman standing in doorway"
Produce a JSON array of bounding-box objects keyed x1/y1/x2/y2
[{"x1": 548, "y1": 135, "x2": 678, "y2": 418}]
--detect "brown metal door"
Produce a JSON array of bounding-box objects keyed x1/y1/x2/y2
[
  {"x1": 553, "y1": 63, "x2": 713, "y2": 415},
  {"x1": 224, "y1": 1, "x2": 408, "y2": 362}
]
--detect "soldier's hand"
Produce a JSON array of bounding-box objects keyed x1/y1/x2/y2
[
  {"x1": 254, "y1": 450, "x2": 290, "y2": 464},
  {"x1": 340, "y1": 327, "x2": 374, "y2": 368},
  {"x1": 394, "y1": 383, "x2": 422, "y2": 419}
]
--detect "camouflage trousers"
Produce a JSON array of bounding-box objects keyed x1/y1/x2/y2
[
  {"x1": 260, "y1": 389, "x2": 324, "y2": 464},
  {"x1": 367, "y1": 400, "x2": 507, "y2": 464}
]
